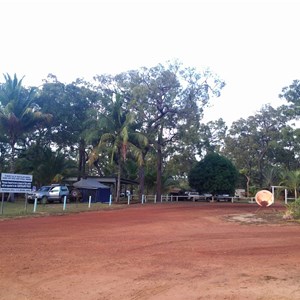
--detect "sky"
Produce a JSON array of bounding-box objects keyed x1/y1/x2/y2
[{"x1": 0, "y1": 0, "x2": 300, "y2": 125}]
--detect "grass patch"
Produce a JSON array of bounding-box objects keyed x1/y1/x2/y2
[{"x1": 0, "y1": 199, "x2": 123, "y2": 220}]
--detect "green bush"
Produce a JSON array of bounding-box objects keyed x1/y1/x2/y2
[{"x1": 284, "y1": 198, "x2": 300, "y2": 220}]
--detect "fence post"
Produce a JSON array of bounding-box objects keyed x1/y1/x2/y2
[
  {"x1": 141, "y1": 194, "x2": 144, "y2": 204},
  {"x1": 127, "y1": 194, "x2": 130, "y2": 205},
  {"x1": 63, "y1": 196, "x2": 67, "y2": 211},
  {"x1": 33, "y1": 197, "x2": 38, "y2": 212},
  {"x1": 154, "y1": 195, "x2": 157, "y2": 203},
  {"x1": 109, "y1": 194, "x2": 112, "y2": 206},
  {"x1": 88, "y1": 195, "x2": 92, "y2": 208},
  {"x1": 1, "y1": 193, "x2": 4, "y2": 215}
]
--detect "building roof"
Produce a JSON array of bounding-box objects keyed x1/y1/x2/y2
[
  {"x1": 64, "y1": 176, "x2": 139, "y2": 186},
  {"x1": 73, "y1": 178, "x2": 110, "y2": 190}
]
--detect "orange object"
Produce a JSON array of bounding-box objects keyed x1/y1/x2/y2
[{"x1": 255, "y1": 190, "x2": 274, "y2": 207}]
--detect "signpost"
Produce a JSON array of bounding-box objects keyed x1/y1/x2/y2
[
  {"x1": 0, "y1": 173, "x2": 32, "y2": 193},
  {"x1": 0, "y1": 173, "x2": 33, "y2": 214}
]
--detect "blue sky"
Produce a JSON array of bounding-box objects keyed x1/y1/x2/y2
[{"x1": 1, "y1": 0, "x2": 299, "y2": 125}]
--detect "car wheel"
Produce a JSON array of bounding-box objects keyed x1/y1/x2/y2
[{"x1": 41, "y1": 196, "x2": 48, "y2": 204}]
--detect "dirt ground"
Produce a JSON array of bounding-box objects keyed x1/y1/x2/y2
[{"x1": 0, "y1": 202, "x2": 300, "y2": 300}]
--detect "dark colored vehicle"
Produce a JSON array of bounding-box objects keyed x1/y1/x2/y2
[{"x1": 216, "y1": 194, "x2": 233, "y2": 202}]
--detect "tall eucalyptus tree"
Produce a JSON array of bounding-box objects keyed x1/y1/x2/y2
[
  {"x1": 36, "y1": 75, "x2": 100, "y2": 180},
  {"x1": 94, "y1": 60, "x2": 225, "y2": 200},
  {"x1": 224, "y1": 104, "x2": 295, "y2": 189}
]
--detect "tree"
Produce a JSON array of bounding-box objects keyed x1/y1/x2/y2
[
  {"x1": 94, "y1": 60, "x2": 225, "y2": 201},
  {"x1": 36, "y1": 75, "x2": 100, "y2": 179},
  {"x1": 0, "y1": 74, "x2": 51, "y2": 172},
  {"x1": 16, "y1": 144, "x2": 77, "y2": 186},
  {"x1": 280, "y1": 80, "x2": 300, "y2": 109},
  {"x1": 188, "y1": 153, "x2": 238, "y2": 196},
  {"x1": 280, "y1": 170, "x2": 300, "y2": 200},
  {"x1": 89, "y1": 94, "x2": 147, "y2": 202},
  {"x1": 223, "y1": 105, "x2": 293, "y2": 188},
  {"x1": 198, "y1": 118, "x2": 227, "y2": 155}
]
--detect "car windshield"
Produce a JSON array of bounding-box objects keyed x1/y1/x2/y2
[{"x1": 38, "y1": 186, "x2": 51, "y2": 192}]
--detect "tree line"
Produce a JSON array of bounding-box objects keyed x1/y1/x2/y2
[{"x1": 0, "y1": 60, "x2": 299, "y2": 201}]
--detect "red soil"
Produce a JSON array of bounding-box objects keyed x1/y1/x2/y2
[{"x1": 0, "y1": 202, "x2": 299, "y2": 300}]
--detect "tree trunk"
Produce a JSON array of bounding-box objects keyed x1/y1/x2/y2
[
  {"x1": 245, "y1": 175, "x2": 250, "y2": 197},
  {"x1": 156, "y1": 126, "x2": 163, "y2": 202},
  {"x1": 138, "y1": 164, "x2": 145, "y2": 202},
  {"x1": 116, "y1": 161, "x2": 121, "y2": 203},
  {"x1": 10, "y1": 140, "x2": 16, "y2": 173},
  {"x1": 77, "y1": 139, "x2": 86, "y2": 181}
]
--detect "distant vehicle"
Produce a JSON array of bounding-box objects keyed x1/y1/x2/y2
[
  {"x1": 187, "y1": 191, "x2": 200, "y2": 201},
  {"x1": 47, "y1": 185, "x2": 70, "y2": 203},
  {"x1": 27, "y1": 185, "x2": 69, "y2": 204},
  {"x1": 120, "y1": 190, "x2": 131, "y2": 197},
  {"x1": 27, "y1": 186, "x2": 51, "y2": 204},
  {"x1": 216, "y1": 194, "x2": 232, "y2": 202},
  {"x1": 187, "y1": 192, "x2": 212, "y2": 201}
]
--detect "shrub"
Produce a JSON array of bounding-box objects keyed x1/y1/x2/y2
[{"x1": 284, "y1": 198, "x2": 300, "y2": 220}]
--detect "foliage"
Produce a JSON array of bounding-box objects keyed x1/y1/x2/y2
[
  {"x1": 15, "y1": 145, "x2": 77, "y2": 186},
  {"x1": 94, "y1": 60, "x2": 225, "y2": 199},
  {"x1": 89, "y1": 94, "x2": 148, "y2": 201},
  {"x1": 0, "y1": 74, "x2": 51, "y2": 171},
  {"x1": 188, "y1": 153, "x2": 238, "y2": 195},
  {"x1": 284, "y1": 198, "x2": 300, "y2": 220},
  {"x1": 223, "y1": 104, "x2": 300, "y2": 189},
  {"x1": 1, "y1": 71, "x2": 300, "y2": 199},
  {"x1": 279, "y1": 169, "x2": 300, "y2": 199}
]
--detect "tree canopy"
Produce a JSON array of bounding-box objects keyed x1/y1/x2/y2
[
  {"x1": 0, "y1": 63, "x2": 300, "y2": 200},
  {"x1": 188, "y1": 153, "x2": 238, "y2": 195}
]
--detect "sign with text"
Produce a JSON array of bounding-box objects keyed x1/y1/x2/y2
[{"x1": 0, "y1": 173, "x2": 33, "y2": 193}]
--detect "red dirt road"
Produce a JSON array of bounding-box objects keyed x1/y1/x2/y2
[{"x1": 0, "y1": 202, "x2": 300, "y2": 300}]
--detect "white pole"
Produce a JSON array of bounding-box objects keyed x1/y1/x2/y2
[
  {"x1": 0, "y1": 193, "x2": 4, "y2": 215},
  {"x1": 127, "y1": 194, "x2": 130, "y2": 205},
  {"x1": 109, "y1": 194, "x2": 112, "y2": 206},
  {"x1": 285, "y1": 189, "x2": 288, "y2": 204},
  {"x1": 33, "y1": 197, "x2": 38, "y2": 213},
  {"x1": 88, "y1": 195, "x2": 92, "y2": 208},
  {"x1": 63, "y1": 196, "x2": 67, "y2": 211},
  {"x1": 154, "y1": 195, "x2": 157, "y2": 203},
  {"x1": 142, "y1": 194, "x2": 144, "y2": 204}
]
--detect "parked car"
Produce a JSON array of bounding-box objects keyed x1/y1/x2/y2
[
  {"x1": 27, "y1": 185, "x2": 70, "y2": 204},
  {"x1": 216, "y1": 194, "x2": 232, "y2": 202},
  {"x1": 187, "y1": 192, "x2": 212, "y2": 201},
  {"x1": 47, "y1": 185, "x2": 70, "y2": 203},
  {"x1": 27, "y1": 186, "x2": 52, "y2": 204},
  {"x1": 187, "y1": 191, "x2": 200, "y2": 201}
]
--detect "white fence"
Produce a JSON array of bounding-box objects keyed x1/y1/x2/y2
[{"x1": 126, "y1": 194, "x2": 257, "y2": 205}]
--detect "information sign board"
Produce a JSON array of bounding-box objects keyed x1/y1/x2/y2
[{"x1": 0, "y1": 173, "x2": 33, "y2": 193}]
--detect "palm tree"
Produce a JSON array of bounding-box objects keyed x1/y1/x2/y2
[
  {"x1": 89, "y1": 94, "x2": 147, "y2": 202},
  {"x1": 280, "y1": 169, "x2": 300, "y2": 200},
  {"x1": 0, "y1": 74, "x2": 52, "y2": 172},
  {"x1": 16, "y1": 145, "x2": 77, "y2": 186}
]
